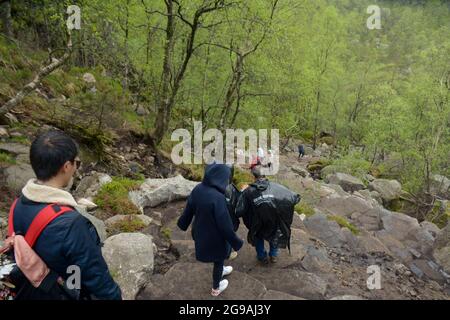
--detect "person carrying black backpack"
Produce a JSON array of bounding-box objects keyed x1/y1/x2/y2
[
  {"x1": 0, "y1": 130, "x2": 121, "y2": 300},
  {"x1": 236, "y1": 165, "x2": 300, "y2": 265}
]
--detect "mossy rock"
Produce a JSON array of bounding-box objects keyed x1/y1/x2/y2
[
  {"x1": 108, "y1": 215, "x2": 147, "y2": 235},
  {"x1": 295, "y1": 201, "x2": 315, "y2": 217},
  {"x1": 94, "y1": 177, "x2": 142, "y2": 216},
  {"x1": 319, "y1": 136, "x2": 335, "y2": 145},
  {"x1": 327, "y1": 215, "x2": 360, "y2": 235}
]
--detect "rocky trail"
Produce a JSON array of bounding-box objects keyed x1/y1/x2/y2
[{"x1": 1, "y1": 132, "x2": 449, "y2": 300}]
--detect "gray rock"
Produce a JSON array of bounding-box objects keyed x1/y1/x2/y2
[
  {"x1": 325, "y1": 173, "x2": 365, "y2": 193},
  {"x1": 253, "y1": 269, "x2": 327, "y2": 300},
  {"x1": 0, "y1": 126, "x2": 9, "y2": 138},
  {"x1": 420, "y1": 221, "x2": 441, "y2": 239},
  {"x1": 140, "y1": 262, "x2": 266, "y2": 300},
  {"x1": 102, "y1": 233, "x2": 154, "y2": 300},
  {"x1": 330, "y1": 295, "x2": 366, "y2": 300},
  {"x1": 82, "y1": 72, "x2": 96, "y2": 84},
  {"x1": 300, "y1": 245, "x2": 333, "y2": 273},
  {"x1": 75, "y1": 172, "x2": 112, "y2": 198},
  {"x1": 105, "y1": 214, "x2": 153, "y2": 229},
  {"x1": 136, "y1": 105, "x2": 149, "y2": 116},
  {"x1": 433, "y1": 246, "x2": 450, "y2": 274},
  {"x1": 291, "y1": 165, "x2": 309, "y2": 177},
  {"x1": 76, "y1": 206, "x2": 107, "y2": 242},
  {"x1": 381, "y1": 212, "x2": 420, "y2": 242},
  {"x1": 434, "y1": 224, "x2": 450, "y2": 250},
  {"x1": 410, "y1": 259, "x2": 446, "y2": 282},
  {"x1": 352, "y1": 207, "x2": 383, "y2": 231},
  {"x1": 303, "y1": 213, "x2": 346, "y2": 248},
  {"x1": 318, "y1": 195, "x2": 373, "y2": 218},
  {"x1": 368, "y1": 179, "x2": 402, "y2": 202},
  {"x1": 129, "y1": 175, "x2": 199, "y2": 212},
  {"x1": 5, "y1": 163, "x2": 35, "y2": 193},
  {"x1": 261, "y1": 290, "x2": 306, "y2": 300},
  {"x1": 429, "y1": 174, "x2": 450, "y2": 199},
  {"x1": 0, "y1": 142, "x2": 29, "y2": 155}
]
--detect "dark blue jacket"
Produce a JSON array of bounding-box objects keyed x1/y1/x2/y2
[
  {"x1": 177, "y1": 164, "x2": 243, "y2": 262},
  {"x1": 11, "y1": 195, "x2": 122, "y2": 300}
]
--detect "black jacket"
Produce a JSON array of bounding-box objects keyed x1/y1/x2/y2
[
  {"x1": 177, "y1": 164, "x2": 243, "y2": 262},
  {"x1": 236, "y1": 178, "x2": 300, "y2": 249},
  {"x1": 224, "y1": 183, "x2": 241, "y2": 232}
]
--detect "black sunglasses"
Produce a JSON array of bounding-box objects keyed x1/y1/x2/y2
[{"x1": 72, "y1": 159, "x2": 81, "y2": 169}]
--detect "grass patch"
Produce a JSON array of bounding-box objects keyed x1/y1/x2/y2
[
  {"x1": 9, "y1": 136, "x2": 29, "y2": 145},
  {"x1": 108, "y1": 215, "x2": 147, "y2": 234},
  {"x1": 0, "y1": 151, "x2": 16, "y2": 165},
  {"x1": 327, "y1": 215, "x2": 360, "y2": 235},
  {"x1": 294, "y1": 201, "x2": 316, "y2": 217},
  {"x1": 94, "y1": 177, "x2": 143, "y2": 216},
  {"x1": 161, "y1": 227, "x2": 172, "y2": 240}
]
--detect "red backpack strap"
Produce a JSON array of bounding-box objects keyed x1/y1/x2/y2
[
  {"x1": 24, "y1": 204, "x2": 73, "y2": 247},
  {"x1": 7, "y1": 198, "x2": 19, "y2": 237}
]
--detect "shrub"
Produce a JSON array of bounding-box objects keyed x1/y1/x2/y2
[
  {"x1": 233, "y1": 167, "x2": 254, "y2": 190},
  {"x1": 108, "y1": 216, "x2": 147, "y2": 234},
  {"x1": 0, "y1": 151, "x2": 16, "y2": 166},
  {"x1": 294, "y1": 201, "x2": 315, "y2": 217},
  {"x1": 94, "y1": 177, "x2": 142, "y2": 216}
]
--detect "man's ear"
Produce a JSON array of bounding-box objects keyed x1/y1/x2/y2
[{"x1": 61, "y1": 160, "x2": 72, "y2": 174}]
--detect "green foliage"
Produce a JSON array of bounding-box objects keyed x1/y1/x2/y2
[
  {"x1": 0, "y1": 151, "x2": 16, "y2": 166},
  {"x1": 426, "y1": 201, "x2": 449, "y2": 229},
  {"x1": 329, "y1": 152, "x2": 372, "y2": 180},
  {"x1": 327, "y1": 215, "x2": 360, "y2": 235},
  {"x1": 94, "y1": 177, "x2": 142, "y2": 216},
  {"x1": 161, "y1": 227, "x2": 172, "y2": 240},
  {"x1": 108, "y1": 216, "x2": 147, "y2": 234},
  {"x1": 295, "y1": 201, "x2": 315, "y2": 217}
]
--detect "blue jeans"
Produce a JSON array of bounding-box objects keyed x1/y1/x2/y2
[{"x1": 255, "y1": 238, "x2": 278, "y2": 260}]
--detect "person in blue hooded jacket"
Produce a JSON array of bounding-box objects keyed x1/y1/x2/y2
[
  {"x1": 177, "y1": 163, "x2": 244, "y2": 296},
  {"x1": 8, "y1": 130, "x2": 121, "y2": 300}
]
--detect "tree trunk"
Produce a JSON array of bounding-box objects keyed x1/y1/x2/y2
[{"x1": 1, "y1": 0, "x2": 13, "y2": 38}]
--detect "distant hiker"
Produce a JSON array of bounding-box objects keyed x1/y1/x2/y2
[
  {"x1": 298, "y1": 144, "x2": 305, "y2": 158},
  {"x1": 224, "y1": 164, "x2": 242, "y2": 261},
  {"x1": 1, "y1": 130, "x2": 121, "y2": 300},
  {"x1": 236, "y1": 165, "x2": 300, "y2": 265},
  {"x1": 267, "y1": 149, "x2": 274, "y2": 169},
  {"x1": 250, "y1": 154, "x2": 261, "y2": 170},
  {"x1": 178, "y1": 163, "x2": 244, "y2": 297},
  {"x1": 257, "y1": 147, "x2": 265, "y2": 164}
]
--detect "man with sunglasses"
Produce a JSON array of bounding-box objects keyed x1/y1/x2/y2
[{"x1": 6, "y1": 130, "x2": 121, "y2": 300}]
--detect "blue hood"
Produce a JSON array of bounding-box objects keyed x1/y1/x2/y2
[{"x1": 202, "y1": 163, "x2": 231, "y2": 194}]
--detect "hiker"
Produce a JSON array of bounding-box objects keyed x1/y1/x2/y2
[
  {"x1": 2, "y1": 130, "x2": 121, "y2": 300},
  {"x1": 236, "y1": 165, "x2": 300, "y2": 265},
  {"x1": 177, "y1": 163, "x2": 244, "y2": 296},
  {"x1": 257, "y1": 147, "x2": 265, "y2": 164},
  {"x1": 298, "y1": 144, "x2": 305, "y2": 158},
  {"x1": 267, "y1": 149, "x2": 274, "y2": 169},
  {"x1": 224, "y1": 164, "x2": 242, "y2": 260}
]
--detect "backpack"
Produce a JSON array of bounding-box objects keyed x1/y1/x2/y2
[
  {"x1": 225, "y1": 184, "x2": 241, "y2": 232},
  {"x1": 0, "y1": 199, "x2": 81, "y2": 300}
]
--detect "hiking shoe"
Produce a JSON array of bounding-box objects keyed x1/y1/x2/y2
[
  {"x1": 228, "y1": 251, "x2": 238, "y2": 261},
  {"x1": 269, "y1": 256, "x2": 278, "y2": 264},
  {"x1": 222, "y1": 266, "x2": 233, "y2": 277},
  {"x1": 258, "y1": 257, "x2": 269, "y2": 265},
  {"x1": 211, "y1": 279, "x2": 229, "y2": 296}
]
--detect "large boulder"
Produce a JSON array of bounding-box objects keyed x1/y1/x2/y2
[
  {"x1": 102, "y1": 233, "x2": 154, "y2": 300},
  {"x1": 75, "y1": 172, "x2": 112, "y2": 198},
  {"x1": 252, "y1": 269, "x2": 327, "y2": 300},
  {"x1": 291, "y1": 165, "x2": 309, "y2": 178},
  {"x1": 105, "y1": 214, "x2": 153, "y2": 229},
  {"x1": 5, "y1": 163, "x2": 35, "y2": 193},
  {"x1": 139, "y1": 262, "x2": 266, "y2": 300},
  {"x1": 317, "y1": 195, "x2": 373, "y2": 218},
  {"x1": 0, "y1": 142, "x2": 29, "y2": 156},
  {"x1": 300, "y1": 245, "x2": 333, "y2": 273},
  {"x1": 303, "y1": 213, "x2": 346, "y2": 248},
  {"x1": 381, "y1": 212, "x2": 420, "y2": 242},
  {"x1": 129, "y1": 175, "x2": 199, "y2": 212},
  {"x1": 433, "y1": 247, "x2": 450, "y2": 274},
  {"x1": 429, "y1": 174, "x2": 450, "y2": 199},
  {"x1": 368, "y1": 179, "x2": 402, "y2": 202},
  {"x1": 325, "y1": 173, "x2": 365, "y2": 193}
]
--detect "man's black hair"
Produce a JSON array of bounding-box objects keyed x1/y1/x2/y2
[
  {"x1": 251, "y1": 165, "x2": 265, "y2": 179},
  {"x1": 30, "y1": 130, "x2": 79, "y2": 181}
]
